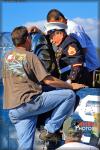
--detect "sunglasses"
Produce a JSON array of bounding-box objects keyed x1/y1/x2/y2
[{"x1": 47, "y1": 29, "x2": 64, "y2": 36}]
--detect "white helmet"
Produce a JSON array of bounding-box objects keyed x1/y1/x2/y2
[{"x1": 44, "y1": 22, "x2": 67, "y2": 34}]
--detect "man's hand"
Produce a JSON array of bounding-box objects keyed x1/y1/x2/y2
[
  {"x1": 71, "y1": 83, "x2": 87, "y2": 90},
  {"x1": 27, "y1": 26, "x2": 41, "y2": 34},
  {"x1": 43, "y1": 76, "x2": 87, "y2": 90}
]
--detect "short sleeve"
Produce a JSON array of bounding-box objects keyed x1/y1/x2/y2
[{"x1": 30, "y1": 54, "x2": 50, "y2": 82}]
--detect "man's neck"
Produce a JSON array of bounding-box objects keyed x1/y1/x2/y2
[
  {"x1": 15, "y1": 46, "x2": 26, "y2": 51},
  {"x1": 65, "y1": 139, "x2": 81, "y2": 143}
]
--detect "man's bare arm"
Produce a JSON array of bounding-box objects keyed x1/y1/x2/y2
[{"x1": 43, "y1": 75, "x2": 86, "y2": 90}]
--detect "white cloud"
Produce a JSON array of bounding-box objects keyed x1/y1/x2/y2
[
  {"x1": 72, "y1": 17, "x2": 100, "y2": 47},
  {"x1": 25, "y1": 20, "x2": 46, "y2": 32},
  {"x1": 24, "y1": 17, "x2": 100, "y2": 47}
]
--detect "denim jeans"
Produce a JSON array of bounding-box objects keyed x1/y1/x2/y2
[{"x1": 9, "y1": 89, "x2": 75, "y2": 150}]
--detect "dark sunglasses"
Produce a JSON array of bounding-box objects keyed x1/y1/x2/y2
[
  {"x1": 48, "y1": 29, "x2": 64, "y2": 36},
  {"x1": 47, "y1": 29, "x2": 56, "y2": 35}
]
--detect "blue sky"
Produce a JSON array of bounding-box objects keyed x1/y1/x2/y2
[
  {"x1": 1, "y1": 1, "x2": 99, "y2": 47},
  {"x1": 2, "y1": 1, "x2": 98, "y2": 32},
  {"x1": 0, "y1": 0, "x2": 99, "y2": 79}
]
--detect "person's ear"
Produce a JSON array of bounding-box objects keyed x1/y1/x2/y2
[
  {"x1": 59, "y1": 16, "x2": 66, "y2": 24},
  {"x1": 59, "y1": 16, "x2": 63, "y2": 22}
]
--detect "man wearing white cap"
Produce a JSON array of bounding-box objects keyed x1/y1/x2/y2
[
  {"x1": 47, "y1": 9, "x2": 100, "y2": 71},
  {"x1": 46, "y1": 9, "x2": 100, "y2": 87},
  {"x1": 45, "y1": 22, "x2": 89, "y2": 85}
]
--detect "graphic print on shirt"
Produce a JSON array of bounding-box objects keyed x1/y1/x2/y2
[{"x1": 5, "y1": 51, "x2": 27, "y2": 77}]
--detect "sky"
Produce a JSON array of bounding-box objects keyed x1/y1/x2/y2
[{"x1": 1, "y1": 0, "x2": 100, "y2": 47}]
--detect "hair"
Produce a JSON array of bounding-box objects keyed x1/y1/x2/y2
[
  {"x1": 47, "y1": 9, "x2": 66, "y2": 22},
  {"x1": 66, "y1": 127, "x2": 82, "y2": 143},
  {"x1": 11, "y1": 26, "x2": 28, "y2": 46}
]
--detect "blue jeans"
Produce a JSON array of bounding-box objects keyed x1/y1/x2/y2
[{"x1": 9, "y1": 89, "x2": 75, "y2": 150}]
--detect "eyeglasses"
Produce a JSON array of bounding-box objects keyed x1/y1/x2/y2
[
  {"x1": 48, "y1": 29, "x2": 64, "y2": 36},
  {"x1": 47, "y1": 29, "x2": 56, "y2": 35}
]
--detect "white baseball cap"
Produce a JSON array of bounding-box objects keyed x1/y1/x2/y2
[{"x1": 44, "y1": 22, "x2": 67, "y2": 34}]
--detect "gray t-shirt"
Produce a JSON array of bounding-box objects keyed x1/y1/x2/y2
[{"x1": 3, "y1": 48, "x2": 49, "y2": 109}]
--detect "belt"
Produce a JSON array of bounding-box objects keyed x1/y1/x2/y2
[{"x1": 60, "y1": 63, "x2": 86, "y2": 74}]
